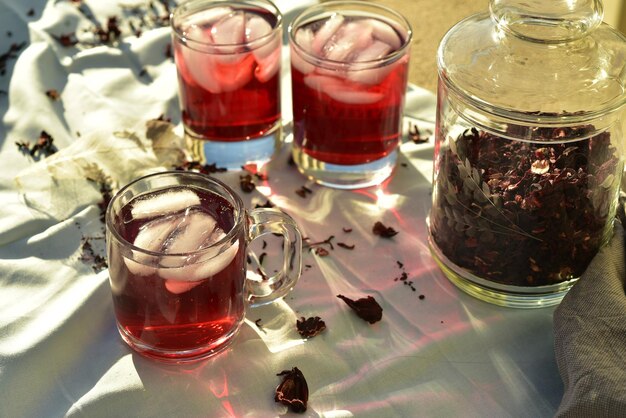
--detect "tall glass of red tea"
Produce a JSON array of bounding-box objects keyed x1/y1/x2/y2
[
  {"x1": 105, "y1": 171, "x2": 302, "y2": 362},
  {"x1": 288, "y1": 1, "x2": 412, "y2": 189},
  {"x1": 171, "y1": 0, "x2": 282, "y2": 169}
]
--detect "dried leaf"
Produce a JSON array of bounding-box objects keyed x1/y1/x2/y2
[{"x1": 146, "y1": 119, "x2": 187, "y2": 168}]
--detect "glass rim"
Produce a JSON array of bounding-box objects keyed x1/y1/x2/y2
[
  {"x1": 106, "y1": 170, "x2": 245, "y2": 259},
  {"x1": 170, "y1": 0, "x2": 283, "y2": 50},
  {"x1": 287, "y1": 0, "x2": 413, "y2": 70}
]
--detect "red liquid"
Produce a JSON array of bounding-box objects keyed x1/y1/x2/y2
[
  {"x1": 109, "y1": 187, "x2": 246, "y2": 359},
  {"x1": 291, "y1": 17, "x2": 409, "y2": 165},
  {"x1": 173, "y1": 8, "x2": 281, "y2": 141}
]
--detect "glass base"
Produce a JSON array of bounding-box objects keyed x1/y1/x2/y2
[
  {"x1": 428, "y1": 234, "x2": 576, "y2": 308},
  {"x1": 116, "y1": 321, "x2": 241, "y2": 363},
  {"x1": 187, "y1": 123, "x2": 281, "y2": 170},
  {"x1": 291, "y1": 144, "x2": 397, "y2": 189}
]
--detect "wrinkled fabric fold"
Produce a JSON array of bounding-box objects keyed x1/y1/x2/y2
[{"x1": 554, "y1": 222, "x2": 626, "y2": 417}]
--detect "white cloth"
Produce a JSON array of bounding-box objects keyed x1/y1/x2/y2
[{"x1": 0, "y1": 1, "x2": 562, "y2": 417}]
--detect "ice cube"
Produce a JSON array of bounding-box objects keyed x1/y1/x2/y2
[
  {"x1": 183, "y1": 6, "x2": 233, "y2": 33},
  {"x1": 304, "y1": 73, "x2": 384, "y2": 104},
  {"x1": 124, "y1": 254, "x2": 156, "y2": 278},
  {"x1": 182, "y1": 22, "x2": 206, "y2": 44},
  {"x1": 303, "y1": 73, "x2": 343, "y2": 92},
  {"x1": 211, "y1": 11, "x2": 245, "y2": 45},
  {"x1": 311, "y1": 13, "x2": 344, "y2": 55},
  {"x1": 181, "y1": 29, "x2": 253, "y2": 92},
  {"x1": 354, "y1": 40, "x2": 392, "y2": 62},
  {"x1": 245, "y1": 15, "x2": 272, "y2": 43},
  {"x1": 326, "y1": 88, "x2": 384, "y2": 104},
  {"x1": 164, "y1": 279, "x2": 202, "y2": 294},
  {"x1": 131, "y1": 189, "x2": 200, "y2": 220},
  {"x1": 352, "y1": 53, "x2": 408, "y2": 85},
  {"x1": 163, "y1": 211, "x2": 218, "y2": 255},
  {"x1": 206, "y1": 11, "x2": 247, "y2": 66},
  {"x1": 295, "y1": 27, "x2": 315, "y2": 53},
  {"x1": 255, "y1": 47, "x2": 281, "y2": 82},
  {"x1": 346, "y1": 65, "x2": 393, "y2": 85},
  {"x1": 193, "y1": 238, "x2": 240, "y2": 279},
  {"x1": 124, "y1": 215, "x2": 180, "y2": 276},
  {"x1": 291, "y1": 28, "x2": 316, "y2": 74},
  {"x1": 246, "y1": 15, "x2": 278, "y2": 60},
  {"x1": 213, "y1": 52, "x2": 255, "y2": 92},
  {"x1": 367, "y1": 18, "x2": 403, "y2": 50},
  {"x1": 163, "y1": 239, "x2": 239, "y2": 294},
  {"x1": 161, "y1": 238, "x2": 239, "y2": 287},
  {"x1": 157, "y1": 210, "x2": 236, "y2": 284},
  {"x1": 346, "y1": 41, "x2": 394, "y2": 85},
  {"x1": 134, "y1": 216, "x2": 181, "y2": 251},
  {"x1": 179, "y1": 44, "x2": 222, "y2": 93},
  {"x1": 346, "y1": 66, "x2": 391, "y2": 85},
  {"x1": 323, "y1": 21, "x2": 373, "y2": 62}
]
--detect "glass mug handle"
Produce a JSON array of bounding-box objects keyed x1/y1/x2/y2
[{"x1": 246, "y1": 208, "x2": 302, "y2": 307}]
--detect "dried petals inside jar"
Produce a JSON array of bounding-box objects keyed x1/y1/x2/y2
[
  {"x1": 430, "y1": 124, "x2": 621, "y2": 288},
  {"x1": 429, "y1": 0, "x2": 626, "y2": 307}
]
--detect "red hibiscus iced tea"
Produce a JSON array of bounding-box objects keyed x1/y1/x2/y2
[
  {"x1": 289, "y1": 2, "x2": 412, "y2": 188},
  {"x1": 108, "y1": 185, "x2": 245, "y2": 361},
  {"x1": 106, "y1": 172, "x2": 303, "y2": 362},
  {"x1": 171, "y1": 0, "x2": 282, "y2": 168}
]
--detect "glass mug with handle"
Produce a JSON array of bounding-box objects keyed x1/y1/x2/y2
[{"x1": 105, "y1": 171, "x2": 302, "y2": 362}]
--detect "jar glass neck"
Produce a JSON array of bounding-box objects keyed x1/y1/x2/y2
[{"x1": 489, "y1": 0, "x2": 604, "y2": 43}]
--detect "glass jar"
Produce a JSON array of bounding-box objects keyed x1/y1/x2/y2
[{"x1": 429, "y1": 0, "x2": 626, "y2": 307}]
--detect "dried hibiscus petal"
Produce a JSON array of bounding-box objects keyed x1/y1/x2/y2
[
  {"x1": 337, "y1": 242, "x2": 355, "y2": 250},
  {"x1": 430, "y1": 125, "x2": 620, "y2": 286},
  {"x1": 295, "y1": 185, "x2": 312, "y2": 198},
  {"x1": 53, "y1": 33, "x2": 78, "y2": 47},
  {"x1": 0, "y1": 42, "x2": 26, "y2": 76},
  {"x1": 45, "y1": 89, "x2": 60, "y2": 100},
  {"x1": 296, "y1": 316, "x2": 326, "y2": 338},
  {"x1": 79, "y1": 237, "x2": 108, "y2": 273},
  {"x1": 373, "y1": 221, "x2": 398, "y2": 238},
  {"x1": 337, "y1": 294, "x2": 383, "y2": 324},
  {"x1": 204, "y1": 163, "x2": 227, "y2": 173},
  {"x1": 408, "y1": 122, "x2": 431, "y2": 144},
  {"x1": 275, "y1": 367, "x2": 308, "y2": 413},
  {"x1": 239, "y1": 174, "x2": 256, "y2": 193},
  {"x1": 255, "y1": 200, "x2": 274, "y2": 209}
]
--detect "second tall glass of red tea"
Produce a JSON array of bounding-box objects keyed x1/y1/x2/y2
[
  {"x1": 288, "y1": 1, "x2": 412, "y2": 189},
  {"x1": 171, "y1": 0, "x2": 282, "y2": 169}
]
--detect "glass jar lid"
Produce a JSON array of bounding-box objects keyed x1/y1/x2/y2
[{"x1": 438, "y1": 0, "x2": 626, "y2": 127}]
